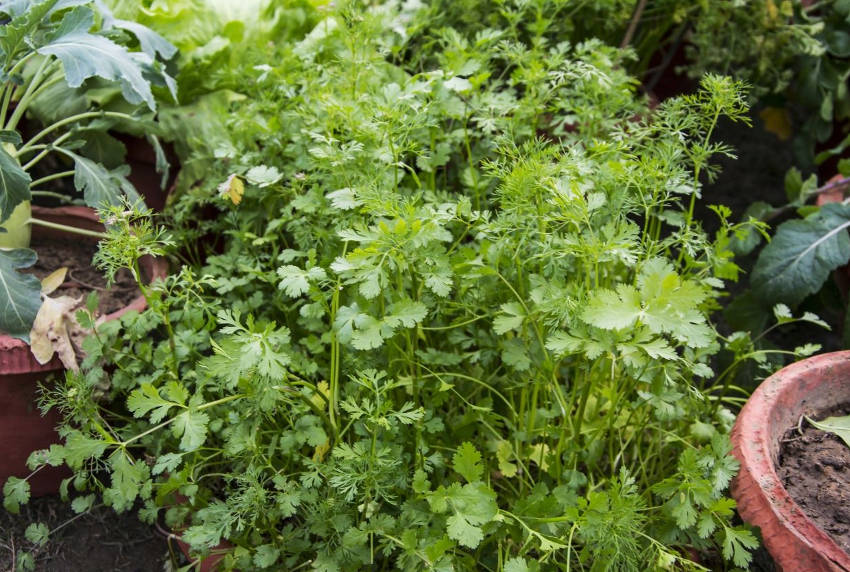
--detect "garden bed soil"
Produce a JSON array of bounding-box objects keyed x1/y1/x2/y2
[
  {"x1": 0, "y1": 496, "x2": 172, "y2": 571},
  {"x1": 27, "y1": 238, "x2": 139, "y2": 315},
  {"x1": 778, "y1": 403, "x2": 850, "y2": 556}
]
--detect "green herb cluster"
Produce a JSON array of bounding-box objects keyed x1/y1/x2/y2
[{"x1": 3, "y1": 1, "x2": 791, "y2": 570}]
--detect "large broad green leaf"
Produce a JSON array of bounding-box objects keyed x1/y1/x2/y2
[
  {"x1": 78, "y1": 131, "x2": 127, "y2": 169},
  {"x1": 2, "y1": 0, "x2": 90, "y2": 19},
  {"x1": 0, "y1": 1, "x2": 56, "y2": 61},
  {"x1": 0, "y1": 144, "x2": 32, "y2": 224},
  {"x1": 752, "y1": 203, "x2": 850, "y2": 305},
  {"x1": 96, "y1": 1, "x2": 176, "y2": 60},
  {"x1": 0, "y1": 248, "x2": 43, "y2": 341},
  {"x1": 49, "y1": 4, "x2": 93, "y2": 38},
  {"x1": 27, "y1": 73, "x2": 88, "y2": 125},
  {"x1": 61, "y1": 150, "x2": 140, "y2": 208},
  {"x1": 37, "y1": 31, "x2": 156, "y2": 110},
  {"x1": 105, "y1": 17, "x2": 176, "y2": 60}
]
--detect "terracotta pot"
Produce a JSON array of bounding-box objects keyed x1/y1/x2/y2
[
  {"x1": 0, "y1": 206, "x2": 168, "y2": 496},
  {"x1": 731, "y1": 351, "x2": 850, "y2": 571},
  {"x1": 173, "y1": 536, "x2": 231, "y2": 572},
  {"x1": 119, "y1": 134, "x2": 178, "y2": 211},
  {"x1": 166, "y1": 494, "x2": 232, "y2": 572}
]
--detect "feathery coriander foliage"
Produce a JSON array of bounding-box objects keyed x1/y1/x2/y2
[{"x1": 8, "y1": 3, "x2": 765, "y2": 570}]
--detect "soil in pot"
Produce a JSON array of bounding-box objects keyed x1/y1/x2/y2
[
  {"x1": 26, "y1": 237, "x2": 140, "y2": 315},
  {"x1": 0, "y1": 495, "x2": 172, "y2": 571},
  {"x1": 778, "y1": 403, "x2": 850, "y2": 555}
]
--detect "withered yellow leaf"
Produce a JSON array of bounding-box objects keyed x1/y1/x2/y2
[
  {"x1": 218, "y1": 174, "x2": 245, "y2": 205},
  {"x1": 759, "y1": 106, "x2": 792, "y2": 141},
  {"x1": 313, "y1": 440, "x2": 330, "y2": 462},
  {"x1": 29, "y1": 294, "x2": 86, "y2": 371},
  {"x1": 40, "y1": 267, "x2": 67, "y2": 295}
]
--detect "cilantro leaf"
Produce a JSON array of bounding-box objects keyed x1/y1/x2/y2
[
  {"x1": 253, "y1": 544, "x2": 281, "y2": 568},
  {"x1": 453, "y1": 442, "x2": 484, "y2": 483},
  {"x1": 3, "y1": 476, "x2": 30, "y2": 514},
  {"x1": 504, "y1": 557, "x2": 530, "y2": 572},
  {"x1": 173, "y1": 410, "x2": 209, "y2": 451},
  {"x1": 277, "y1": 265, "x2": 327, "y2": 298},
  {"x1": 428, "y1": 483, "x2": 498, "y2": 549},
  {"x1": 493, "y1": 302, "x2": 526, "y2": 334},
  {"x1": 385, "y1": 299, "x2": 428, "y2": 328},
  {"x1": 127, "y1": 383, "x2": 176, "y2": 423},
  {"x1": 722, "y1": 526, "x2": 758, "y2": 567},
  {"x1": 24, "y1": 523, "x2": 49, "y2": 546}
]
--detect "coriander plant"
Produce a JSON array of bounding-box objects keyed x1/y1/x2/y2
[{"x1": 7, "y1": 2, "x2": 771, "y2": 570}]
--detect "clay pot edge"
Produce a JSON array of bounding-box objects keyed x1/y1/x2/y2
[
  {"x1": 732, "y1": 351, "x2": 850, "y2": 571},
  {"x1": 0, "y1": 206, "x2": 168, "y2": 374}
]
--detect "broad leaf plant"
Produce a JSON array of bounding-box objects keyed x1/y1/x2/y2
[{"x1": 0, "y1": 0, "x2": 175, "y2": 354}]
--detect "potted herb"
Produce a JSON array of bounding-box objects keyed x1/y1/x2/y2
[
  {"x1": 731, "y1": 350, "x2": 850, "y2": 570},
  {"x1": 0, "y1": 0, "x2": 174, "y2": 495},
  {"x1": 7, "y1": 4, "x2": 772, "y2": 569}
]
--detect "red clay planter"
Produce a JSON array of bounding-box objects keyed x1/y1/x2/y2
[
  {"x1": 175, "y1": 537, "x2": 230, "y2": 572},
  {"x1": 0, "y1": 206, "x2": 168, "y2": 496},
  {"x1": 731, "y1": 351, "x2": 850, "y2": 571}
]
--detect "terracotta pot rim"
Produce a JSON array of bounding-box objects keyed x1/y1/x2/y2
[
  {"x1": 732, "y1": 351, "x2": 850, "y2": 571},
  {"x1": 0, "y1": 206, "x2": 168, "y2": 374},
  {"x1": 166, "y1": 494, "x2": 232, "y2": 572}
]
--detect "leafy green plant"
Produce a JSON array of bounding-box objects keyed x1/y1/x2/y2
[
  {"x1": 688, "y1": 0, "x2": 850, "y2": 163},
  {"x1": 725, "y1": 165, "x2": 850, "y2": 348},
  {"x1": 5, "y1": 3, "x2": 777, "y2": 570},
  {"x1": 0, "y1": 0, "x2": 175, "y2": 348}
]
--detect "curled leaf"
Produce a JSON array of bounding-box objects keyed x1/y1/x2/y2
[{"x1": 29, "y1": 294, "x2": 88, "y2": 371}]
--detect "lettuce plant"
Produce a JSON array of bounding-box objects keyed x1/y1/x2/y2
[
  {"x1": 5, "y1": 2, "x2": 775, "y2": 570},
  {"x1": 0, "y1": 0, "x2": 175, "y2": 342}
]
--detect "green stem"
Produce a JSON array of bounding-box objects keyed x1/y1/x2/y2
[
  {"x1": 0, "y1": 82, "x2": 14, "y2": 128},
  {"x1": 678, "y1": 107, "x2": 721, "y2": 264},
  {"x1": 30, "y1": 190, "x2": 76, "y2": 203},
  {"x1": 21, "y1": 132, "x2": 73, "y2": 170},
  {"x1": 328, "y1": 242, "x2": 348, "y2": 428},
  {"x1": 18, "y1": 111, "x2": 136, "y2": 154},
  {"x1": 419, "y1": 313, "x2": 489, "y2": 330},
  {"x1": 121, "y1": 394, "x2": 245, "y2": 447},
  {"x1": 0, "y1": 52, "x2": 37, "y2": 125},
  {"x1": 133, "y1": 259, "x2": 181, "y2": 380},
  {"x1": 5, "y1": 56, "x2": 54, "y2": 131},
  {"x1": 3, "y1": 52, "x2": 37, "y2": 88},
  {"x1": 27, "y1": 217, "x2": 107, "y2": 239},
  {"x1": 23, "y1": 74, "x2": 62, "y2": 110},
  {"x1": 30, "y1": 170, "x2": 75, "y2": 188},
  {"x1": 419, "y1": 368, "x2": 517, "y2": 418}
]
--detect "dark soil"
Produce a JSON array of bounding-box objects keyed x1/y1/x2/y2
[
  {"x1": 696, "y1": 107, "x2": 797, "y2": 237},
  {"x1": 27, "y1": 238, "x2": 139, "y2": 316},
  {"x1": 0, "y1": 242, "x2": 170, "y2": 570},
  {"x1": 0, "y1": 496, "x2": 176, "y2": 571},
  {"x1": 778, "y1": 403, "x2": 850, "y2": 555}
]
